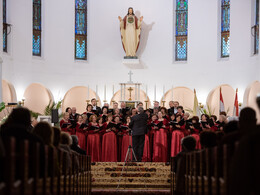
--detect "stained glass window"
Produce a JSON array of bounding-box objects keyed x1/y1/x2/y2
[
  {"x1": 221, "y1": 0, "x2": 230, "y2": 58},
  {"x1": 3, "y1": 0, "x2": 7, "y2": 52},
  {"x1": 175, "y1": 0, "x2": 188, "y2": 61},
  {"x1": 75, "y1": 0, "x2": 87, "y2": 60},
  {"x1": 254, "y1": 0, "x2": 259, "y2": 54},
  {"x1": 33, "y1": 0, "x2": 41, "y2": 56}
]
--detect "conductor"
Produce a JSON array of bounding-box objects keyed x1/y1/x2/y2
[{"x1": 129, "y1": 106, "x2": 148, "y2": 162}]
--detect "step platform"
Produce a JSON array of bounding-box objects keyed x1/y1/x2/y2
[{"x1": 91, "y1": 162, "x2": 171, "y2": 190}]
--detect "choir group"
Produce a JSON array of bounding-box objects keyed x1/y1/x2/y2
[{"x1": 60, "y1": 98, "x2": 227, "y2": 162}]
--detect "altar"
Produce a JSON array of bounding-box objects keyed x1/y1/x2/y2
[{"x1": 117, "y1": 71, "x2": 144, "y2": 108}]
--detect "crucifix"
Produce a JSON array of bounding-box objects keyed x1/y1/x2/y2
[{"x1": 128, "y1": 71, "x2": 133, "y2": 83}]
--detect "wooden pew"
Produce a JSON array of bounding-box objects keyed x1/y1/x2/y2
[{"x1": 1, "y1": 137, "x2": 91, "y2": 195}]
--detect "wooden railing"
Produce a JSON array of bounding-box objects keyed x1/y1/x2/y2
[
  {"x1": 170, "y1": 143, "x2": 237, "y2": 195},
  {"x1": 0, "y1": 137, "x2": 91, "y2": 195}
]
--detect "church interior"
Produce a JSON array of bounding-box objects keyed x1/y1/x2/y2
[{"x1": 0, "y1": 0, "x2": 260, "y2": 194}]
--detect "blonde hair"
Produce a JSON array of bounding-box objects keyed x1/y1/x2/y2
[{"x1": 89, "y1": 114, "x2": 97, "y2": 122}]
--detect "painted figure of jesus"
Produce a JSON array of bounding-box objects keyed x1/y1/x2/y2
[{"x1": 118, "y1": 7, "x2": 143, "y2": 58}]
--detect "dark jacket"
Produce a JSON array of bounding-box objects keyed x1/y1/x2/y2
[{"x1": 129, "y1": 113, "x2": 148, "y2": 136}]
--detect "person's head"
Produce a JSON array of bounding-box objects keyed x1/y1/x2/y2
[
  {"x1": 137, "y1": 106, "x2": 144, "y2": 114},
  {"x1": 60, "y1": 132, "x2": 72, "y2": 146},
  {"x1": 183, "y1": 113, "x2": 190, "y2": 120},
  {"x1": 31, "y1": 117, "x2": 38, "y2": 127},
  {"x1": 91, "y1": 98, "x2": 97, "y2": 106},
  {"x1": 114, "y1": 116, "x2": 120, "y2": 124},
  {"x1": 177, "y1": 106, "x2": 184, "y2": 114},
  {"x1": 131, "y1": 108, "x2": 137, "y2": 116},
  {"x1": 169, "y1": 101, "x2": 174, "y2": 108},
  {"x1": 71, "y1": 107, "x2": 77, "y2": 114},
  {"x1": 191, "y1": 116, "x2": 199, "y2": 124},
  {"x1": 63, "y1": 112, "x2": 70, "y2": 120},
  {"x1": 4, "y1": 107, "x2": 31, "y2": 129},
  {"x1": 97, "y1": 117, "x2": 104, "y2": 124},
  {"x1": 82, "y1": 114, "x2": 87, "y2": 123},
  {"x1": 113, "y1": 102, "x2": 118, "y2": 109},
  {"x1": 65, "y1": 107, "x2": 72, "y2": 114},
  {"x1": 239, "y1": 107, "x2": 257, "y2": 130},
  {"x1": 256, "y1": 96, "x2": 260, "y2": 110},
  {"x1": 181, "y1": 136, "x2": 197, "y2": 152},
  {"x1": 102, "y1": 106, "x2": 108, "y2": 114},
  {"x1": 160, "y1": 107, "x2": 167, "y2": 115},
  {"x1": 107, "y1": 114, "x2": 113, "y2": 122},
  {"x1": 173, "y1": 101, "x2": 179, "y2": 108},
  {"x1": 201, "y1": 114, "x2": 209, "y2": 121},
  {"x1": 151, "y1": 114, "x2": 158, "y2": 121},
  {"x1": 145, "y1": 110, "x2": 151, "y2": 118},
  {"x1": 223, "y1": 120, "x2": 239, "y2": 134},
  {"x1": 220, "y1": 111, "x2": 227, "y2": 116},
  {"x1": 126, "y1": 116, "x2": 131, "y2": 123},
  {"x1": 137, "y1": 102, "x2": 143, "y2": 108},
  {"x1": 121, "y1": 102, "x2": 126, "y2": 109},
  {"x1": 86, "y1": 104, "x2": 93, "y2": 112},
  {"x1": 158, "y1": 111, "x2": 163, "y2": 119},
  {"x1": 52, "y1": 127, "x2": 61, "y2": 147},
  {"x1": 77, "y1": 115, "x2": 83, "y2": 123},
  {"x1": 33, "y1": 122, "x2": 53, "y2": 146},
  {"x1": 104, "y1": 103, "x2": 109, "y2": 108},
  {"x1": 170, "y1": 114, "x2": 176, "y2": 121},
  {"x1": 219, "y1": 114, "x2": 227, "y2": 123},
  {"x1": 114, "y1": 108, "x2": 120, "y2": 115},
  {"x1": 89, "y1": 114, "x2": 97, "y2": 123},
  {"x1": 127, "y1": 7, "x2": 134, "y2": 15},
  {"x1": 154, "y1": 101, "x2": 159, "y2": 108},
  {"x1": 176, "y1": 114, "x2": 182, "y2": 122},
  {"x1": 153, "y1": 107, "x2": 159, "y2": 115},
  {"x1": 200, "y1": 131, "x2": 217, "y2": 148},
  {"x1": 210, "y1": 115, "x2": 217, "y2": 123},
  {"x1": 71, "y1": 135, "x2": 78, "y2": 146}
]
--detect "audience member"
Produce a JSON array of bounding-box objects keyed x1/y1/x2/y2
[
  {"x1": 71, "y1": 135, "x2": 86, "y2": 155},
  {"x1": 33, "y1": 122, "x2": 53, "y2": 146}
]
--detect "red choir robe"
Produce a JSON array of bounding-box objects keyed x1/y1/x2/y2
[
  {"x1": 148, "y1": 120, "x2": 159, "y2": 161},
  {"x1": 115, "y1": 123, "x2": 123, "y2": 162},
  {"x1": 170, "y1": 121, "x2": 185, "y2": 157},
  {"x1": 60, "y1": 119, "x2": 73, "y2": 134},
  {"x1": 142, "y1": 134, "x2": 151, "y2": 162},
  {"x1": 120, "y1": 123, "x2": 132, "y2": 162},
  {"x1": 86, "y1": 122, "x2": 101, "y2": 162},
  {"x1": 101, "y1": 122, "x2": 118, "y2": 162},
  {"x1": 75, "y1": 122, "x2": 87, "y2": 150},
  {"x1": 153, "y1": 118, "x2": 169, "y2": 162}
]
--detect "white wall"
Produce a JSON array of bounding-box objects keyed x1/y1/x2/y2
[{"x1": 0, "y1": 0, "x2": 259, "y2": 105}]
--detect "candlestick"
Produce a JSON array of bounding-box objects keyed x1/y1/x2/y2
[
  {"x1": 146, "y1": 85, "x2": 148, "y2": 101},
  {"x1": 138, "y1": 84, "x2": 140, "y2": 101},
  {"x1": 145, "y1": 100, "x2": 149, "y2": 110},
  {"x1": 163, "y1": 85, "x2": 165, "y2": 101},
  {"x1": 112, "y1": 85, "x2": 114, "y2": 96},
  {"x1": 154, "y1": 85, "x2": 156, "y2": 101},
  {"x1": 162, "y1": 100, "x2": 166, "y2": 107},
  {"x1": 87, "y1": 85, "x2": 89, "y2": 100},
  {"x1": 96, "y1": 85, "x2": 98, "y2": 100},
  {"x1": 123, "y1": 84, "x2": 126, "y2": 101},
  {"x1": 135, "y1": 84, "x2": 137, "y2": 101},
  {"x1": 104, "y1": 85, "x2": 106, "y2": 101},
  {"x1": 171, "y1": 85, "x2": 173, "y2": 100},
  {"x1": 120, "y1": 84, "x2": 122, "y2": 102}
]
